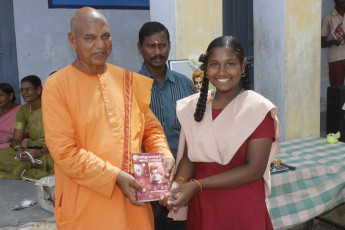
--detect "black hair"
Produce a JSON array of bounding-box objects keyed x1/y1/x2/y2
[
  {"x1": 0, "y1": 83, "x2": 16, "y2": 103},
  {"x1": 194, "y1": 36, "x2": 251, "y2": 122},
  {"x1": 21, "y1": 75, "x2": 42, "y2": 88},
  {"x1": 138, "y1": 21, "x2": 170, "y2": 45},
  {"x1": 21, "y1": 75, "x2": 42, "y2": 97}
]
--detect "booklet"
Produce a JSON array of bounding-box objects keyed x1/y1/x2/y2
[
  {"x1": 132, "y1": 153, "x2": 170, "y2": 202},
  {"x1": 332, "y1": 23, "x2": 345, "y2": 41}
]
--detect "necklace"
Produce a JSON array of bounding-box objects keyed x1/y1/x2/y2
[{"x1": 29, "y1": 104, "x2": 32, "y2": 115}]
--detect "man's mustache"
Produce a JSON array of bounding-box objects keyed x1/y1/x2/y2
[{"x1": 151, "y1": 55, "x2": 165, "y2": 60}]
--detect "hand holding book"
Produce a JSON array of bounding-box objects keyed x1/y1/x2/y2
[
  {"x1": 132, "y1": 153, "x2": 172, "y2": 202},
  {"x1": 332, "y1": 23, "x2": 345, "y2": 46},
  {"x1": 116, "y1": 171, "x2": 146, "y2": 206}
]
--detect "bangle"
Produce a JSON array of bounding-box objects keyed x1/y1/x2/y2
[
  {"x1": 174, "y1": 176, "x2": 187, "y2": 183},
  {"x1": 13, "y1": 145, "x2": 23, "y2": 151},
  {"x1": 191, "y1": 179, "x2": 202, "y2": 193}
]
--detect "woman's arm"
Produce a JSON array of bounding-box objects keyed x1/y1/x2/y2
[
  {"x1": 198, "y1": 137, "x2": 272, "y2": 190},
  {"x1": 10, "y1": 128, "x2": 25, "y2": 157},
  {"x1": 24, "y1": 146, "x2": 49, "y2": 160},
  {"x1": 174, "y1": 145, "x2": 195, "y2": 183},
  {"x1": 160, "y1": 144, "x2": 196, "y2": 207}
]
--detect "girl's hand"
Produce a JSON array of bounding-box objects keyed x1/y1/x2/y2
[
  {"x1": 164, "y1": 158, "x2": 175, "y2": 185},
  {"x1": 159, "y1": 180, "x2": 180, "y2": 207},
  {"x1": 167, "y1": 180, "x2": 200, "y2": 210}
]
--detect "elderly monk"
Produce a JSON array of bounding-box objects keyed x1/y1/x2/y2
[{"x1": 42, "y1": 7, "x2": 174, "y2": 230}]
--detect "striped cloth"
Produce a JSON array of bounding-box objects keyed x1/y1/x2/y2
[{"x1": 268, "y1": 136, "x2": 345, "y2": 230}]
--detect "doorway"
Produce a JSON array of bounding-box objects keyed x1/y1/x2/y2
[
  {"x1": 0, "y1": 0, "x2": 20, "y2": 103},
  {"x1": 223, "y1": 0, "x2": 254, "y2": 88}
]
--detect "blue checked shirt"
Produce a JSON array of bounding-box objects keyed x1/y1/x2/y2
[{"x1": 138, "y1": 64, "x2": 196, "y2": 158}]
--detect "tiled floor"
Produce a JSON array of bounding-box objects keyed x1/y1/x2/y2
[{"x1": 0, "y1": 179, "x2": 55, "y2": 229}]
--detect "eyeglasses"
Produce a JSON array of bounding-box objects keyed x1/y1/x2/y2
[{"x1": 19, "y1": 87, "x2": 33, "y2": 93}]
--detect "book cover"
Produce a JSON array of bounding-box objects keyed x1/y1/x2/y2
[
  {"x1": 332, "y1": 23, "x2": 345, "y2": 41},
  {"x1": 132, "y1": 153, "x2": 170, "y2": 202}
]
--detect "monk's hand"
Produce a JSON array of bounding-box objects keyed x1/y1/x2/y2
[
  {"x1": 116, "y1": 171, "x2": 146, "y2": 206},
  {"x1": 164, "y1": 158, "x2": 175, "y2": 184},
  {"x1": 167, "y1": 181, "x2": 199, "y2": 211}
]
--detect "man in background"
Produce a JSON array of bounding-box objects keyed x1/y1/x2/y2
[
  {"x1": 322, "y1": 0, "x2": 345, "y2": 86},
  {"x1": 137, "y1": 21, "x2": 196, "y2": 230}
]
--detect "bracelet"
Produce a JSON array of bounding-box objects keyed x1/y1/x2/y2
[
  {"x1": 191, "y1": 179, "x2": 202, "y2": 193},
  {"x1": 13, "y1": 145, "x2": 23, "y2": 151},
  {"x1": 174, "y1": 176, "x2": 187, "y2": 183}
]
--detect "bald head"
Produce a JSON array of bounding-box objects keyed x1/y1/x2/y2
[
  {"x1": 68, "y1": 7, "x2": 112, "y2": 74},
  {"x1": 70, "y1": 7, "x2": 108, "y2": 35}
]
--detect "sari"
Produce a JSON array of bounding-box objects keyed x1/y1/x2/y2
[
  {"x1": 0, "y1": 105, "x2": 54, "y2": 180},
  {"x1": 0, "y1": 105, "x2": 21, "y2": 147}
]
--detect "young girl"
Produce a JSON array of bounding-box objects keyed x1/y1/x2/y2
[{"x1": 164, "y1": 36, "x2": 281, "y2": 229}]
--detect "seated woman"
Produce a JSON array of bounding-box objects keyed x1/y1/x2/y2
[
  {"x1": 0, "y1": 75, "x2": 54, "y2": 180},
  {"x1": 0, "y1": 83, "x2": 28, "y2": 148}
]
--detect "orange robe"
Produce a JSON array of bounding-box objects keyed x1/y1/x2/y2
[{"x1": 42, "y1": 64, "x2": 173, "y2": 230}]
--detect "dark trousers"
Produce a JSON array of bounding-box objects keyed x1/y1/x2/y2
[
  {"x1": 329, "y1": 60, "x2": 345, "y2": 86},
  {"x1": 153, "y1": 204, "x2": 186, "y2": 230}
]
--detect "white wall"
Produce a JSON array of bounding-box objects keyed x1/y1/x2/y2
[
  {"x1": 254, "y1": 0, "x2": 322, "y2": 141},
  {"x1": 149, "y1": 0, "x2": 177, "y2": 60},
  {"x1": 254, "y1": 0, "x2": 286, "y2": 140},
  {"x1": 13, "y1": 0, "x2": 150, "y2": 85},
  {"x1": 321, "y1": 0, "x2": 335, "y2": 112}
]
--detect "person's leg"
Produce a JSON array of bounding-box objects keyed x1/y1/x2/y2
[
  {"x1": 153, "y1": 206, "x2": 165, "y2": 230},
  {"x1": 329, "y1": 60, "x2": 345, "y2": 86},
  {"x1": 341, "y1": 59, "x2": 345, "y2": 86},
  {"x1": 154, "y1": 205, "x2": 186, "y2": 230}
]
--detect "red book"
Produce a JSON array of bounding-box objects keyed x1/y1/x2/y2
[
  {"x1": 132, "y1": 153, "x2": 171, "y2": 202},
  {"x1": 332, "y1": 23, "x2": 345, "y2": 40}
]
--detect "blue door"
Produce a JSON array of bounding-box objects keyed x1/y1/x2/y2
[
  {"x1": 223, "y1": 0, "x2": 254, "y2": 89},
  {"x1": 0, "y1": 0, "x2": 20, "y2": 103}
]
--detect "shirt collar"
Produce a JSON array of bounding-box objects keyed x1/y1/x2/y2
[
  {"x1": 331, "y1": 8, "x2": 341, "y2": 16},
  {"x1": 140, "y1": 63, "x2": 176, "y2": 83}
]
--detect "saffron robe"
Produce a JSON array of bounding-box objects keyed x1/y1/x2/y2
[
  {"x1": 42, "y1": 64, "x2": 173, "y2": 230},
  {"x1": 169, "y1": 90, "x2": 281, "y2": 224}
]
